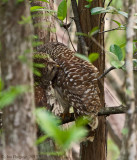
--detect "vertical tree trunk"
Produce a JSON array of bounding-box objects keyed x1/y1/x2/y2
[
  {"x1": 0, "y1": 0, "x2": 37, "y2": 157},
  {"x1": 31, "y1": 1, "x2": 70, "y2": 160},
  {"x1": 78, "y1": 1, "x2": 106, "y2": 160},
  {"x1": 31, "y1": 0, "x2": 58, "y2": 111},
  {"x1": 120, "y1": 1, "x2": 137, "y2": 159}
]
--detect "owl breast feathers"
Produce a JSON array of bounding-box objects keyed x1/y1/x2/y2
[{"x1": 36, "y1": 42, "x2": 101, "y2": 139}]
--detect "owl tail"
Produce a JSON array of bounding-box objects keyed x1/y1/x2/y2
[
  {"x1": 74, "y1": 108, "x2": 98, "y2": 142},
  {"x1": 84, "y1": 115, "x2": 98, "y2": 142}
]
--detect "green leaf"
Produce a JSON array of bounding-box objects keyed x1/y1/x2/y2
[
  {"x1": 85, "y1": 0, "x2": 93, "y2": 8},
  {"x1": 36, "y1": 0, "x2": 49, "y2": 2},
  {"x1": 89, "y1": 27, "x2": 99, "y2": 36},
  {"x1": 30, "y1": 6, "x2": 45, "y2": 12},
  {"x1": 133, "y1": 39, "x2": 137, "y2": 42},
  {"x1": 91, "y1": 6, "x2": 128, "y2": 18},
  {"x1": 91, "y1": 7, "x2": 106, "y2": 15},
  {"x1": 30, "y1": 6, "x2": 56, "y2": 12},
  {"x1": 111, "y1": 60, "x2": 124, "y2": 69},
  {"x1": 75, "y1": 53, "x2": 89, "y2": 62},
  {"x1": 110, "y1": 44, "x2": 123, "y2": 61},
  {"x1": 91, "y1": 6, "x2": 116, "y2": 15},
  {"x1": 18, "y1": 16, "x2": 32, "y2": 24},
  {"x1": 33, "y1": 68, "x2": 42, "y2": 77},
  {"x1": 33, "y1": 54, "x2": 48, "y2": 59},
  {"x1": 89, "y1": 53, "x2": 99, "y2": 63},
  {"x1": 35, "y1": 109, "x2": 61, "y2": 138},
  {"x1": 112, "y1": 19, "x2": 121, "y2": 27},
  {"x1": 36, "y1": 135, "x2": 48, "y2": 145},
  {"x1": 75, "y1": 116, "x2": 90, "y2": 127},
  {"x1": 119, "y1": 42, "x2": 126, "y2": 48},
  {"x1": 35, "y1": 109, "x2": 88, "y2": 150},
  {"x1": 0, "y1": 85, "x2": 28, "y2": 109},
  {"x1": 108, "y1": 52, "x2": 124, "y2": 68},
  {"x1": 33, "y1": 63, "x2": 45, "y2": 68},
  {"x1": 57, "y1": 0, "x2": 67, "y2": 21},
  {"x1": 63, "y1": 126, "x2": 87, "y2": 149},
  {"x1": 32, "y1": 41, "x2": 43, "y2": 47},
  {"x1": 118, "y1": 11, "x2": 128, "y2": 18},
  {"x1": 85, "y1": 4, "x2": 91, "y2": 8}
]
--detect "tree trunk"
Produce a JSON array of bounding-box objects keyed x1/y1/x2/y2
[
  {"x1": 120, "y1": 1, "x2": 137, "y2": 159},
  {"x1": 0, "y1": 0, "x2": 37, "y2": 158},
  {"x1": 31, "y1": 0, "x2": 58, "y2": 110},
  {"x1": 78, "y1": 1, "x2": 106, "y2": 160},
  {"x1": 31, "y1": 1, "x2": 70, "y2": 160}
]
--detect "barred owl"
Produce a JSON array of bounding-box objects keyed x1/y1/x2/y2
[{"x1": 36, "y1": 42, "x2": 101, "y2": 141}]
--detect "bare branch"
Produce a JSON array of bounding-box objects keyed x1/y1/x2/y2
[
  {"x1": 98, "y1": 66, "x2": 116, "y2": 79},
  {"x1": 99, "y1": 26, "x2": 126, "y2": 34},
  {"x1": 61, "y1": 105, "x2": 137, "y2": 124},
  {"x1": 71, "y1": 0, "x2": 88, "y2": 56}
]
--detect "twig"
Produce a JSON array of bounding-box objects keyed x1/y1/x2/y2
[
  {"x1": 60, "y1": 21, "x2": 77, "y2": 52},
  {"x1": 71, "y1": 0, "x2": 88, "y2": 56},
  {"x1": 99, "y1": 26, "x2": 125, "y2": 34},
  {"x1": 61, "y1": 105, "x2": 137, "y2": 124},
  {"x1": 66, "y1": 28, "x2": 77, "y2": 52},
  {"x1": 98, "y1": 65, "x2": 137, "y2": 80},
  {"x1": 98, "y1": 66, "x2": 116, "y2": 79}
]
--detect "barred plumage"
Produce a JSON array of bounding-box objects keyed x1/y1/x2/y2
[{"x1": 36, "y1": 42, "x2": 101, "y2": 140}]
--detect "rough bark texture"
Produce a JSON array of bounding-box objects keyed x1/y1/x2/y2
[
  {"x1": 0, "y1": 0, "x2": 37, "y2": 158},
  {"x1": 31, "y1": 0, "x2": 56, "y2": 45},
  {"x1": 134, "y1": 2, "x2": 137, "y2": 154},
  {"x1": 31, "y1": 1, "x2": 71, "y2": 160},
  {"x1": 78, "y1": 1, "x2": 106, "y2": 160},
  {"x1": 31, "y1": 0, "x2": 58, "y2": 111},
  {"x1": 120, "y1": 1, "x2": 137, "y2": 160}
]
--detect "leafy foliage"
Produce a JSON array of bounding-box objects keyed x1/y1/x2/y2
[
  {"x1": 30, "y1": 6, "x2": 56, "y2": 12},
  {"x1": 110, "y1": 44, "x2": 123, "y2": 61},
  {"x1": 108, "y1": 52, "x2": 124, "y2": 69},
  {"x1": 36, "y1": 0, "x2": 49, "y2": 2},
  {"x1": 89, "y1": 27, "x2": 99, "y2": 36},
  {"x1": 75, "y1": 52, "x2": 100, "y2": 63},
  {"x1": 76, "y1": 26, "x2": 99, "y2": 37},
  {"x1": 35, "y1": 108, "x2": 88, "y2": 151},
  {"x1": 18, "y1": 16, "x2": 32, "y2": 25},
  {"x1": 89, "y1": 53, "x2": 99, "y2": 63},
  {"x1": 0, "y1": 79, "x2": 29, "y2": 109},
  {"x1": 91, "y1": 6, "x2": 128, "y2": 18},
  {"x1": 75, "y1": 53, "x2": 90, "y2": 62},
  {"x1": 57, "y1": 0, "x2": 67, "y2": 21},
  {"x1": 85, "y1": 0, "x2": 93, "y2": 8}
]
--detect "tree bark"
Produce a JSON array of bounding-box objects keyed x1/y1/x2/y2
[
  {"x1": 0, "y1": 0, "x2": 37, "y2": 158},
  {"x1": 31, "y1": 1, "x2": 70, "y2": 160},
  {"x1": 120, "y1": 1, "x2": 137, "y2": 159},
  {"x1": 31, "y1": 0, "x2": 57, "y2": 110},
  {"x1": 78, "y1": 1, "x2": 106, "y2": 160}
]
